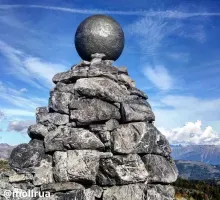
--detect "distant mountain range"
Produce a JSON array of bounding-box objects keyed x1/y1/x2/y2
[
  {"x1": 0, "y1": 143, "x2": 16, "y2": 160},
  {"x1": 171, "y1": 144, "x2": 220, "y2": 165},
  {"x1": 175, "y1": 160, "x2": 220, "y2": 182}
]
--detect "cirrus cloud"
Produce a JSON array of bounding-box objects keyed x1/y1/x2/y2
[{"x1": 143, "y1": 65, "x2": 174, "y2": 90}]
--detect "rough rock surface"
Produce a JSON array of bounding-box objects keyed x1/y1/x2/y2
[
  {"x1": 69, "y1": 98, "x2": 120, "y2": 124},
  {"x1": 53, "y1": 150, "x2": 108, "y2": 184},
  {"x1": 44, "y1": 126, "x2": 104, "y2": 152},
  {"x1": 74, "y1": 77, "x2": 129, "y2": 102},
  {"x1": 102, "y1": 184, "x2": 145, "y2": 200},
  {"x1": 36, "y1": 110, "x2": 69, "y2": 126},
  {"x1": 121, "y1": 99, "x2": 155, "y2": 122},
  {"x1": 52, "y1": 65, "x2": 88, "y2": 84},
  {"x1": 41, "y1": 182, "x2": 85, "y2": 192},
  {"x1": 9, "y1": 172, "x2": 33, "y2": 183},
  {"x1": 88, "y1": 61, "x2": 118, "y2": 81},
  {"x1": 112, "y1": 122, "x2": 171, "y2": 156},
  {"x1": 142, "y1": 154, "x2": 178, "y2": 183},
  {"x1": 97, "y1": 154, "x2": 149, "y2": 186},
  {"x1": 49, "y1": 91, "x2": 73, "y2": 114},
  {"x1": 33, "y1": 159, "x2": 54, "y2": 186},
  {"x1": 5, "y1": 53, "x2": 177, "y2": 200},
  {"x1": 9, "y1": 139, "x2": 46, "y2": 173},
  {"x1": 146, "y1": 184, "x2": 175, "y2": 200},
  {"x1": 28, "y1": 124, "x2": 48, "y2": 139}
]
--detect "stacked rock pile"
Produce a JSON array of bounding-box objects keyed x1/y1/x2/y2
[{"x1": 1, "y1": 53, "x2": 178, "y2": 200}]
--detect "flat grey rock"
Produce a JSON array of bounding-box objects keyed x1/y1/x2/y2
[
  {"x1": 28, "y1": 124, "x2": 48, "y2": 139},
  {"x1": 9, "y1": 173, "x2": 33, "y2": 183},
  {"x1": 118, "y1": 73, "x2": 135, "y2": 88},
  {"x1": 112, "y1": 122, "x2": 171, "y2": 156},
  {"x1": 117, "y1": 66, "x2": 128, "y2": 75},
  {"x1": 97, "y1": 154, "x2": 148, "y2": 186},
  {"x1": 53, "y1": 70, "x2": 72, "y2": 84},
  {"x1": 9, "y1": 140, "x2": 46, "y2": 173},
  {"x1": 102, "y1": 60, "x2": 114, "y2": 66},
  {"x1": 53, "y1": 150, "x2": 102, "y2": 184},
  {"x1": 55, "y1": 190, "x2": 86, "y2": 200},
  {"x1": 69, "y1": 98, "x2": 120, "y2": 124},
  {"x1": 52, "y1": 65, "x2": 88, "y2": 84},
  {"x1": 44, "y1": 126, "x2": 104, "y2": 152},
  {"x1": 142, "y1": 154, "x2": 178, "y2": 184},
  {"x1": 36, "y1": 106, "x2": 48, "y2": 114},
  {"x1": 74, "y1": 77, "x2": 129, "y2": 102},
  {"x1": 89, "y1": 119, "x2": 119, "y2": 133},
  {"x1": 83, "y1": 185, "x2": 103, "y2": 200},
  {"x1": 102, "y1": 184, "x2": 145, "y2": 200},
  {"x1": 54, "y1": 82, "x2": 75, "y2": 94},
  {"x1": 105, "y1": 119, "x2": 120, "y2": 131},
  {"x1": 121, "y1": 99, "x2": 155, "y2": 123},
  {"x1": 41, "y1": 182, "x2": 84, "y2": 192},
  {"x1": 66, "y1": 122, "x2": 77, "y2": 127},
  {"x1": 52, "y1": 187, "x2": 102, "y2": 200},
  {"x1": 33, "y1": 159, "x2": 54, "y2": 186},
  {"x1": 98, "y1": 131, "x2": 111, "y2": 144},
  {"x1": 53, "y1": 151, "x2": 68, "y2": 182},
  {"x1": 129, "y1": 87, "x2": 148, "y2": 99},
  {"x1": 85, "y1": 185, "x2": 103, "y2": 199},
  {"x1": 146, "y1": 184, "x2": 175, "y2": 200},
  {"x1": 37, "y1": 112, "x2": 69, "y2": 126},
  {"x1": 88, "y1": 61, "x2": 118, "y2": 81},
  {"x1": 49, "y1": 91, "x2": 73, "y2": 114}
]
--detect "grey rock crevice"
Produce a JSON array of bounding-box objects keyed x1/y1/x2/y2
[{"x1": 2, "y1": 54, "x2": 178, "y2": 200}]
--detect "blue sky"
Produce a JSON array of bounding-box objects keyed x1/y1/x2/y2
[{"x1": 0, "y1": 0, "x2": 220, "y2": 145}]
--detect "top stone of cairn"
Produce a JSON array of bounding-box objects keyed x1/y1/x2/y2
[{"x1": 75, "y1": 15, "x2": 124, "y2": 61}]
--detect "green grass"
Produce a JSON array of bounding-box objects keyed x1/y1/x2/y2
[{"x1": 0, "y1": 160, "x2": 10, "y2": 172}]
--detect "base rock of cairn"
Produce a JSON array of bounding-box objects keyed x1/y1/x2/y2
[{"x1": 0, "y1": 53, "x2": 178, "y2": 200}]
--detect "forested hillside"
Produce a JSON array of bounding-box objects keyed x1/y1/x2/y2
[{"x1": 173, "y1": 178, "x2": 220, "y2": 200}]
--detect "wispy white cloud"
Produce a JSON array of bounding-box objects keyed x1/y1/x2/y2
[
  {"x1": 0, "y1": 9, "x2": 25, "y2": 29},
  {"x1": 126, "y1": 15, "x2": 207, "y2": 59},
  {"x1": 1, "y1": 109, "x2": 35, "y2": 118},
  {"x1": 167, "y1": 52, "x2": 189, "y2": 62},
  {"x1": 0, "y1": 81, "x2": 47, "y2": 114},
  {"x1": 23, "y1": 57, "x2": 67, "y2": 86},
  {"x1": 151, "y1": 95, "x2": 220, "y2": 133},
  {"x1": 7, "y1": 120, "x2": 34, "y2": 132},
  {"x1": 0, "y1": 81, "x2": 26, "y2": 96},
  {"x1": 178, "y1": 24, "x2": 206, "y2": 43},
  {"x1": 0, "y1": 41, "x2": 42, "y2": 88},
  {"x1": 160, "y1": 95, "x2": 220, "y2": 112},
  {"x1": 159, "y1": 120, "x2": 220, "y2": 145},
  {"x1": 1, "y1": 5, "x2": 220, "y2": 18},
  {"x1": 0, "y1": 40, "x2": 67, "y2": 89},
  {"x1": 143, "y1": 65, "x2": 174, "y2": 90},
  {"x1": 20, "y1": 88, "x2": 28, "y2": 93},
  {"x1": 126, "y1": 16, "x2": 181, "y2": 57}
]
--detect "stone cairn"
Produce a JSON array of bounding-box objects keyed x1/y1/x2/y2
[{"x1": 0, "y1": 53, "x2": 178, "y2": 200}]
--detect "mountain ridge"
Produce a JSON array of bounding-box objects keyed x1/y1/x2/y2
[
  {"x1": 175, "y1": 160, "x2": 220, "y2": 181},
  {"x1": 171, "y1": 144, "x2": 220, "y2": 165},
  {"x1": 0, "y1": 143, "x2": 16, "y2": 160}
]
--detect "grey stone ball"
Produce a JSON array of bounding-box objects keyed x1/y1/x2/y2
[{"x1": 75, "y1": 15, "x2": 124, "y2": 61}]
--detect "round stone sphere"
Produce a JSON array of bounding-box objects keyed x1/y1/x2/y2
[{"x1": 75, "y1": 15, "x2": 124, "y2": 61}]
